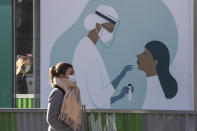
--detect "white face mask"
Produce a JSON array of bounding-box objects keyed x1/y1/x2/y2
[
  {"x1": 25, "y1": 65, "x2": 31, "y2": 73},
  {"x1": 96, "y1": 27, "x2": 113, "y2": 43},
  {"x1": 68, "y1": 75, "x2": 76, "y2": 83},
  {"x1": 100, "y1": 28, "x2": 113, "y2": 43}
]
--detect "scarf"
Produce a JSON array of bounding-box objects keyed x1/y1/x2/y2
[{"x1": 53, "y1": 77, "x2": 82, "y2": 131}]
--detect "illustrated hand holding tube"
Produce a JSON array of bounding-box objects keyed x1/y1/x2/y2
[
  {"x1": 119, "y1": 86, "x2": 130, "y2": 99},
  {"x1": 111, "y1": 64, "x2": 133, "y2": 89},
  {"x1": 117, "y1": 58, "x2": 136, "y2": 102},
  {"x1": 111, "y1": 65, "x2": 133, "y2": 104}
]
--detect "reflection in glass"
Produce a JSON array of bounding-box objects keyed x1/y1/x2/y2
[
  {"x1": 14, "y1": 0, "x2": 40, "y2": 108},
  {"x1": 16, "y1": 55, "x2": 32, "y2": 94}
]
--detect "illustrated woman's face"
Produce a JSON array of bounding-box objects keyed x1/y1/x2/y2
[{"x1": 137, "y1": 49, "x2": 158, "y2": 76}]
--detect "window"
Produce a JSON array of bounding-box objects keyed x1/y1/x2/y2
[{"x1": 14, "y1": 0, "x2": 40, "y2": 108}]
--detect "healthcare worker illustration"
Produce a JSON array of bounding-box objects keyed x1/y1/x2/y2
[
  {"x1": 137, "y1": 41, "x2": 178, "y2": 109},
  {"x1": 73, "y1": 5, "x2": 132, "y2": 109}
]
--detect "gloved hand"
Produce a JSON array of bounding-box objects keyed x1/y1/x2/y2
[
  {"x1": 119, "y1": 86, "x2": 130, "y2": 98},
  {"x1": 120, "y1": 65, "x2": 133, "y2": 78}
]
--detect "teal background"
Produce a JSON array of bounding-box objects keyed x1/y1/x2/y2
[
  {"x1": 0, "y1": 0, "x2": 12, "y2": 107},
  {"x1": 51, "y1": 0, "x2": 178, "y2": 109},
  {"x1": 0, "y1": 0, "x2": 11, "y2": 5}
]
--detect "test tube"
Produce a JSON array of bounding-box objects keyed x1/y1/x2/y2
[{"x1": 128, "y1": 84, "x2": 132, "y2": 101}]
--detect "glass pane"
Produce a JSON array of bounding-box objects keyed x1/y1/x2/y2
[{"x1": 14, "y1": 0, "x2": 40, "y2": 108}]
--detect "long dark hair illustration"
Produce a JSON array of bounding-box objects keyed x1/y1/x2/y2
[{"x1": 145, "y1": 41, "x2": 178, "y2": 99}]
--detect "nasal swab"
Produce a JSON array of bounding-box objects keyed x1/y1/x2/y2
[{"x1": 130, "y1": 57, "x2": 138, "y2": 69}]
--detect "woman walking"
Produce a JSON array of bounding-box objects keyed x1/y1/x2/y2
[{"x1": 47, "y1": 62, "x2": 82, "y2": 131}]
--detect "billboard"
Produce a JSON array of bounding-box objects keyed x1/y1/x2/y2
[{"x1": 41, "y1": 0, "x2": 194, "y2": 110}]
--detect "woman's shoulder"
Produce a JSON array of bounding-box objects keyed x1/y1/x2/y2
[{"x1": 48, "y1": 88, "x2": 64, "y2": 101}]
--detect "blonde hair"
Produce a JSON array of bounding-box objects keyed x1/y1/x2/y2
[{"x1": 16, "y1": 56, "x2": 31, "y2": 76}]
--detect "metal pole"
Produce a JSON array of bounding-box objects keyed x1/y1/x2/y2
[
  {"x1": 33, "y1": 0, "x2": 40, "y2": 108},
  {"x1": 81, "y1": 105, "x2": 86, "y2": 131},
  {"x1": 12, "y1": 0, "x2": 16, "y2": 108}
]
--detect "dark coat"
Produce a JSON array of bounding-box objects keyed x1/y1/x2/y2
[{"x1": 16, "y1": 72, "x2": 28, "y2": 94}]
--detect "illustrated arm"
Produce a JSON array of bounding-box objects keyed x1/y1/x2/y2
[{"x1": 111, "y1": 65, "x2": 132, "y2": 89}]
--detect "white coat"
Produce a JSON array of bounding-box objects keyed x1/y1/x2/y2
[
  {"x1": 73, "y1": 37, "x2": 115, "y2": 109},
  {"x1": 142, "y1": 75, "x2": 167, "y2": 109},
  {"x1": 142, "y1": 75, "x2": 181, "y2": 110}
]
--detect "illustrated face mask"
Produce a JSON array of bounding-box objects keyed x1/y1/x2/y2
[
  {"x1": 100, "y1": 28, "x2": 113, "y2": 43},
  {"x1": 99, "y1": 20, "x2": 120, "y2": 49}
]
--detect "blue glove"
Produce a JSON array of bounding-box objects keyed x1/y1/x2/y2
[
  {"x1": 119, "y1": 86, "x2": 130, "y2": 98},
  {"x1": 120, "y1": 65, "x2": 133, "y2": 78}
]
